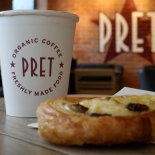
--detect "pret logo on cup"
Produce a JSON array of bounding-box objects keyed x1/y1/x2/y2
[{"x1": 10, "y1": 37, "x2": 64, "y2": 96}]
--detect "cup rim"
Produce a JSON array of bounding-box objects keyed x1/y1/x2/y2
[{"x1": 0, "y1": 10, "x2": 79, "y2": 22}]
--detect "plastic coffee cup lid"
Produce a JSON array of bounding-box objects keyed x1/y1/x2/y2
[{"x1": 0, "y1": 10, "x2": 79, "y2": 22}]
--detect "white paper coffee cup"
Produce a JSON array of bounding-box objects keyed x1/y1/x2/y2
[{"x1": 0, "y1": 10, "x2": 79, "y2": 117}]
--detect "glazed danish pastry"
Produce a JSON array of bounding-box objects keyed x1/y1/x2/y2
[{"x1": 37, "y1": 95, "x2": 155, "y2": 145}]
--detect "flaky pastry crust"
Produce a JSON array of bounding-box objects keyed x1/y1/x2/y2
[{"x1": 37, "y1": 96, "x2": 155, "y2": 145}]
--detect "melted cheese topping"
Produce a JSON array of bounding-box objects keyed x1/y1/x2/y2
[{"x1": 79, "y1": 95, "x2": 155, "y2": 116}]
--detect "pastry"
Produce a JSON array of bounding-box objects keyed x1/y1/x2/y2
[{"x1": 37, "y1": 95, "x2": 155, "y2": 145}]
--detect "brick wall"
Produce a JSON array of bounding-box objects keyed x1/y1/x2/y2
[{"x1": 47, "y1": 0, "x2": 155, "y2": 88}]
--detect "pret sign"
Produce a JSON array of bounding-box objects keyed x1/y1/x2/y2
[{"x1": 98, "y1": 0, "x2": 154, "y2": 63}]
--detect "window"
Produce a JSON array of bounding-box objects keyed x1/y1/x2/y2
[{"x1": 13, "y1": 0, "x2": 35, "y2": 10}]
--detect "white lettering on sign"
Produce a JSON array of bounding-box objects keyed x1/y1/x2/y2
[
  {"x1": 116, "y1": 13, "x2": 129, "y2": 52},
  {"x1": 99, "y1": 12, "x2": 155, "y2": 53},
  {"x1": 132, "y1": 12, "x2": 144, "y2": 53},
  {"x1": 99, "y1": 13, "x2": 112, "y2": 52},
  {"x1": 147, "y1": 12, "x2": 155, "y2": 52}
]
